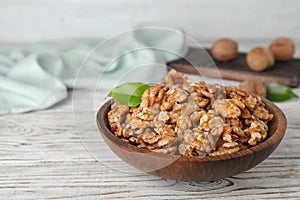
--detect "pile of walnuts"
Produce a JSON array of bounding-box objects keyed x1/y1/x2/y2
[{"x1": 108, "y1": 69, "x2": 273, "y2": 157}]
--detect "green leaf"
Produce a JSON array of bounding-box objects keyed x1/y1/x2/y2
[
  {"x1": 265, "y1": 82, "x2": 298, "y2": 102},
  {"x1": 108, "y1": 82, "x2": 151, "y2": 107}
]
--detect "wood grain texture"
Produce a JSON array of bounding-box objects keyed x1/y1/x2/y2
[{"x1": 0, "y1": 89, "x2": 300, "y2": 199}]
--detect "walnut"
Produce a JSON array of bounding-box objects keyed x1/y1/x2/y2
[
  {"x1": 211, "y1": 38, "x2": 238, "y2": 61},
  {"x1": 212, "y1": 99, "x2": 241, "y2": 118},
  {"x1": 190, "y1": 111, "x2": 201, "y2": 127},
  {"x1": 140, "y1": 85, "x2": 164, "y2": 108},
  {"x1": 239, "y1": 79, "x2": 267, "y2": 97},
  {"x1": 163, "y1": 69, "x2": 189, "y2": 89},
  {"x1": 208, "y1": 84, "x2": 226, "y2": 100},
  {"x1": 248, "y1": 132, "x2": 262, "y2": 146},
  {"x1": 240, "y1": 108, "x2": 251, "y2": 119},
  {"x1": 244, "y1": 119, "x2": 268, "y2": 146},
  {"x1": 222, "y1": 141, "x2": 239, "y2": 149},
  {"x1": 161, "y1": 101, "x2": 174, "y2": 111},
  {"x1": 107, "y1": 110, "x2": 117, "y2": 131},
  {"x1": 110, "y1": 101, "x2": 129, "y2": 124},
  {"x1": 177, "y1": 116, "x2": 192, "y2": 130},
  {"x1": 269, "y1": 38, "x2": 295, "y2": 61},
  {"x1": 178, "y1": 143, "x2": 193, "y2": 156},
  {"x1": 152, "y1": 146, "x2": 177, "y2": 154},
  {"x1": 200, "y1": 132, "x2": 217, "y2": 153},
  {"x1": 246, "y1": 47, "x2": 274, "y2": 72},
  {"x1": 157, "y1": 135, "x2": 173, "y2": 147},
  {"x1": 210, "y1": 147, "x2": 240, "y2": 156},
  {"x1": 242, "y1": 95, "x2": 258, "y2": 111},
  {"x1": 226, "y1": 86, "x2": 248, "y2": 101},
  {"x1": 157, "y1": 125, "x2": 176, "y2": 137},
  {"x1": 199, "y1": 111, "x2": 211, "y2": 131},
  {"x1": 141, "y1": 130, "x2": 160, "y2": 145},
  {"x1": 190, "y1": 92, "x2": 210, "y2": 108},
  {"x1": 167, "y1": 85, "x2": 188, "y2": 103},
  {"x1": 208, "y1": 116, "x2": 224, "y2": 129},
  {"x1": 253, "y1": 106, "x2": 273, "y2": 121},
  {"x1": 108, "y1": 69, "x2": 273, "y2": 157},
  {"x1": 158, "y1": 111, "x2": 169, "y2": 123}
]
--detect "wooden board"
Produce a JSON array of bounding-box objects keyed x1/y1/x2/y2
[{"x1": 168, "y1": 48, "x2": 300, "y2": 87}]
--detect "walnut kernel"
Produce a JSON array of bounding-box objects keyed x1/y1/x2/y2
[
  {"x1": 107, "y1": 69, "x2": 273, "y2": 157},
  {"x1": 239, "y1": 79, "x2": 266, "y2": 97}
]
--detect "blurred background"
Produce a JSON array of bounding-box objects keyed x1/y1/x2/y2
[{"x1": 0, "y1": 0, "x2": 299, "y2": 55}]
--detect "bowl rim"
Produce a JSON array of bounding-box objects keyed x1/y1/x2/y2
[{"x1": 97, "y1": 98, "x2": 287, "y2": 162}]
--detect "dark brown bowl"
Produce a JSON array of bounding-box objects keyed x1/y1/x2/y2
[{"x1": 97, "y1": 98, "x2": 287, "y2": 181}]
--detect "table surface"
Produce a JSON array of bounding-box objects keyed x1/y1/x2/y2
[{"x1": 1, "y1": 77, "x2": 300, "y2": 200}]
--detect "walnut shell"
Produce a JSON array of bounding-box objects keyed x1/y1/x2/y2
[
  {"x1": 211, "y1": 38, "x2": 238, "y2": 61},
  {"x1": 246, "y1": 47, "x2": 274, "y2": 72},
  {"x1": 239, "y1": 79, "x2": 266, "y2": 97},
  {"x1": 269, "y1": 38, "x2": 295, "y2": 61}
]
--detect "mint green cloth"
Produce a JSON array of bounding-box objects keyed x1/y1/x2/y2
[{"x1": 0, "y1": 25, "x2": 187, "y2": 114}]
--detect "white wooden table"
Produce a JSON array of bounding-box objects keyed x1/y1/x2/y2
[{"x1": 1, "y1": 81, "x2": 300, "y2": 199}]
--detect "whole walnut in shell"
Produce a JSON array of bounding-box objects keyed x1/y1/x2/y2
[
  {"x1": 239, "y1": 79, "x2": 266, "y2": 97},
  {"x1": 212, "y1": 38, "x2": 238, "y2": 61},
  {"x1": 246, "y1": 47, "x2": 274, "y2": 72},
  {"x1": 269, "y1": 38, "x2": 295, "y2": 61}
]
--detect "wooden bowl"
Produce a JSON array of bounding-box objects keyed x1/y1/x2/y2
[{"x1": 97, "y1": 99, "x2": 287, "y2": 181}]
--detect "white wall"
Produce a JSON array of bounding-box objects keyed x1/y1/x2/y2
[{"x1": 0, "y1": 0, "x2": 299, "y2": 48}]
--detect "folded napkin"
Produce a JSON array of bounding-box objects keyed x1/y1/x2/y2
[{"x1": 0, "y1": 25, "x2": 187, "y2": 114}]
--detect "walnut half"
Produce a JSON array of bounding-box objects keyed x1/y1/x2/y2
[{"x1": 239, "y1": 79, "x2": 266, "y2": 98}]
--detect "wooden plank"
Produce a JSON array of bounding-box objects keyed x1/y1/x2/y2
[{"x1": 168, "y1": 48, "x2": 300, "y2": 87}]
